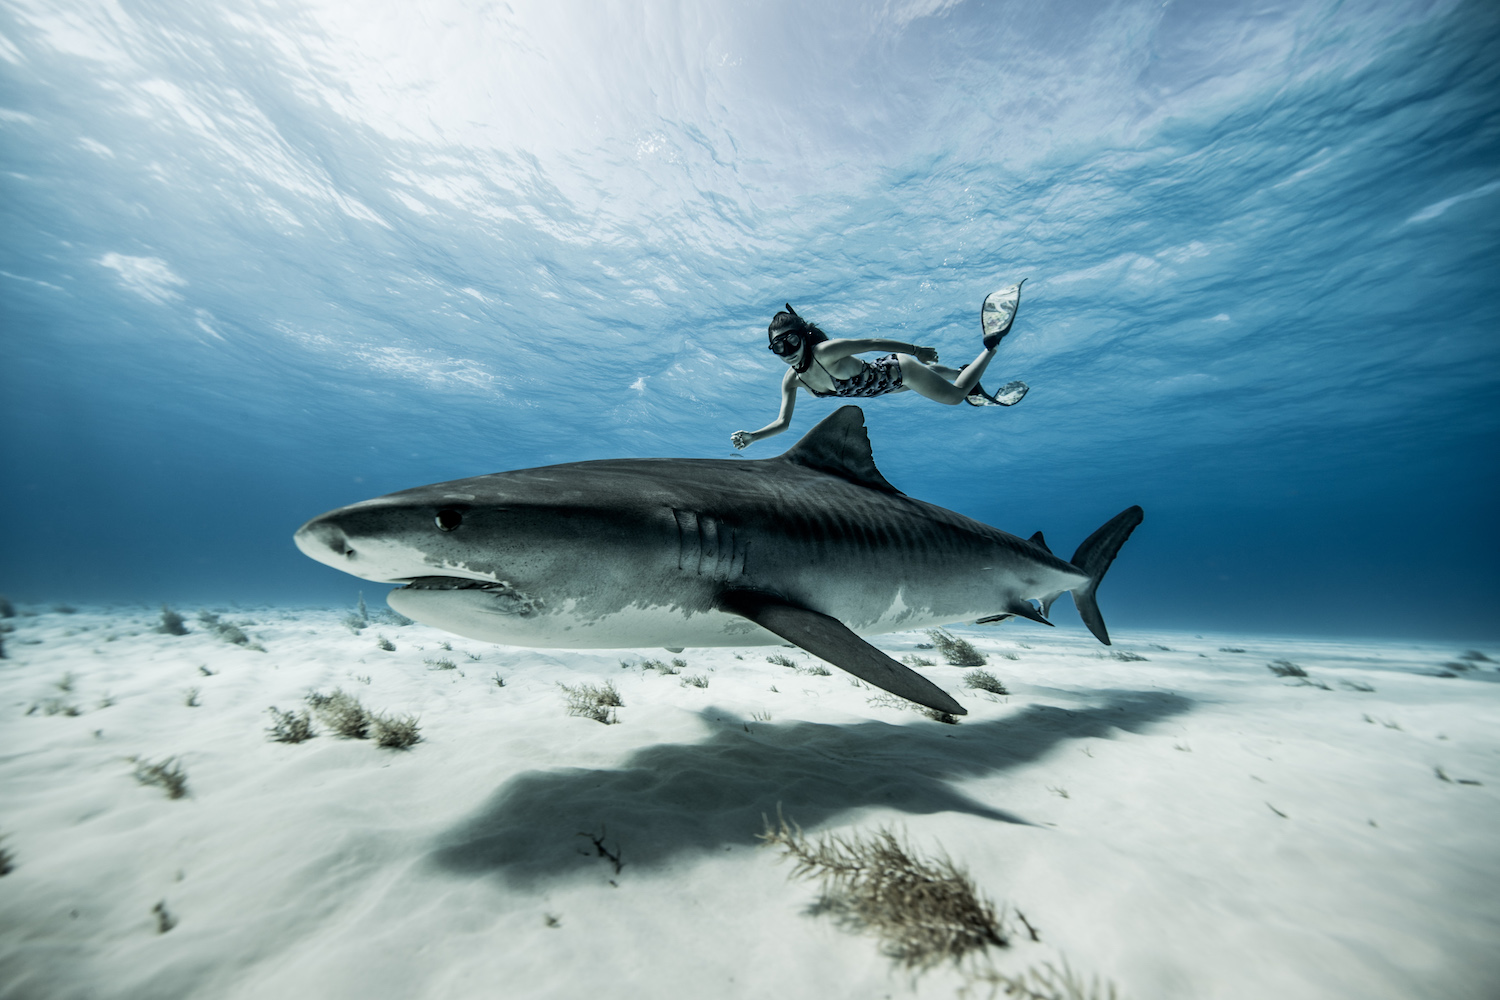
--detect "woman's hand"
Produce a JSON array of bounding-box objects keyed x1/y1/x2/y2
[
  {"x1": 914, "y1": 345, "x2": 939, "y2": 364},
  {"x1": 731, "y1": 430, "x2": 754, "y2": 450}
]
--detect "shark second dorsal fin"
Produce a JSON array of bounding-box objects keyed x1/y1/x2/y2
[{"x1": 776, "y1": 405, "x2": 902, "y2": 495}]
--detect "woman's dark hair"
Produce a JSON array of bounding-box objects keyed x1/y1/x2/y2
[{"x1": 769, "y1": 304, "x2": 827, "y2": 373}]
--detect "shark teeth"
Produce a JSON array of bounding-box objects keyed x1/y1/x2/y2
[{"x1": 395, "y1": 577, "x2": 545, "y2": 618}]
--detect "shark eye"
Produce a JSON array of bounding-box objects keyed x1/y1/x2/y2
[{"x1": 435, "y1": 508, "x2": 463, "y2": 532}]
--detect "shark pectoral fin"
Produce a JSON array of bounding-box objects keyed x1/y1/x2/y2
[{"x1": 717, "y1": 591, "x2": 967, "y2": 717}]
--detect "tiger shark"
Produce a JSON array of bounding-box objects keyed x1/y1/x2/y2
[{"x1": 294, "y1": 406, "x2": 1142, "y2": 717}]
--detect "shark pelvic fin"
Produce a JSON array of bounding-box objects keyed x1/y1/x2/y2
[
  {"x1": 1005, "y1": 598, "x2": 1054, "y2": 626},
  {"x1": 776, "y1": 406, "x2": 903, "y2": 495},
  {"x1": 716, "y1": 590, "x2": 965, "y2": 716}
]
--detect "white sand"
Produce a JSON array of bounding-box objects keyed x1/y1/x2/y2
[{"x1": 1, "y1": 605, "x2": 1496, "y2": 999}]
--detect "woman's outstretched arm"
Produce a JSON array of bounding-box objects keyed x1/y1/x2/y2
[
  {"x1": 731, "y1": 367, "x2": 800, "y2": 449},
  {"x1": 817, "y1": 337, "x2": 939, "y2": 364}
]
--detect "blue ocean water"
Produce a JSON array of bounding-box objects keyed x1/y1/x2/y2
[{"x1": 1, "y1": 0, "x2": 1495, "y2": 639}]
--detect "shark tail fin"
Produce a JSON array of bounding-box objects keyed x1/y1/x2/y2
[{"x1": 1068, "y1": 506, "x2": 1144, "y2": 646}]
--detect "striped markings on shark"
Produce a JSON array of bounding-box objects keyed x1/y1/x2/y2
[{"x1": 295, "y1": 406, "x2": 1142, "y2": 716}]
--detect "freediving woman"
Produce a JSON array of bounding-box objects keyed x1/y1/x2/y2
[{"x1": 730, "y1": 282, "x2": 1030, "y2": 450}]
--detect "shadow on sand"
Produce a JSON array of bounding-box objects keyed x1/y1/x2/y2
[{"x1": 429, "y1": 689, "x2": 1191, "y2": 887}]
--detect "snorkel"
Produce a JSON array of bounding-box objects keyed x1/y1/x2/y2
[{"x1": 768, "y1": 303, "x2": 825, "y2": 374}]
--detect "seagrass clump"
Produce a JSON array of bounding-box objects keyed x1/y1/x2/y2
[
  {"x1": 371, "y1": 712, "x2": 422, "y2": 750},
  {"x1": 966, "y1": 959, "x2": 1123, "y2": 999},
  {"x1": 306, "y1": 688, "x2": 371, "y2": 739},
  {"x1": 266, "y1": 706, "x2": 315, "y2": 743},
  {"x1": 131, "y1": 756, "x2": 189, "y2": 799},
  {"x1": 1267, "y1": 659, "x2": 1307, "y2": 678},
  {"x1": 197, "y1": 611, "x2": 265, "y2": 651},
  {"x1": 760, "y1": 812, "x2": 1005, "y2": 969},
  {"x1": 560, "y1": 681, "x2": 622, "y2": 724},
  {"x1": 156, "y1": 605, "x2": 189, "y2": 636},
  {"x1": 964, "y1": 670, "x2": 1009, "y2": 695},
  {"x1": 640, "y1": 658, "x2": 679, "y2": 675},
  {"x1": 866, "y1": 692, "x2": 960, "y2": 725},
  {"x1": 927, "y1": 629, "x2": 986, "y2": 667}
]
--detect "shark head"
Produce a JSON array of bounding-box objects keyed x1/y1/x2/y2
[
  {"x1": 295, "y1": 485, "x2": 499, "y2": 585},
  {"x1": 293, "y1": 474, "x2": 583, "y2": 639}
]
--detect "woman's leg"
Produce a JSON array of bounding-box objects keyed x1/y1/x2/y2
[
  {"x1": 896, "y1": 355, "x2": 969, "y2": 404},
  {"x1": 952, "y1": 346, "x2": 998, "y2": 393},
  {"x1": 898, "y1": 348, "x2": 1003, "y2": 404}
]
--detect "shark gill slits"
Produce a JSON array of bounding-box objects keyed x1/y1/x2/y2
[
  {"x1": 699, "y1": 515, "x2": 719, "y2": 572},
  {"x1": 435, "y1": 508, "x2": 463, "y2": 532},
  {"x1": 672, "y1": 509, "x2": 697, "y2": 571}
]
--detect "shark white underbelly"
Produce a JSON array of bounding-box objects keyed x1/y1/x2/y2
[{"x1": 384, "y1": 588, "x2": 1020, "y2": 650}]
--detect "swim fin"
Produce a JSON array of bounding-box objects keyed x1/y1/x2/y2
[
  {"x1": 981, "y1": 279, "x2": 1026, "y2": 349},
  {"x1": 965, "y1": 380, "x2": 1030, "y2": 406}
]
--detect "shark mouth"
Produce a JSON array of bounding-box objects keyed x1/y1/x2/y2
[
  {"x1": 392, "y1": 576, "x2": 544, "y2": 617},
  {"x1": 396, "y1": 576, "x2": 510, "y2": 592}
]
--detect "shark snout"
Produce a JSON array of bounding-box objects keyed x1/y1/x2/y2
[
  {"x1": 294, "y1": 518, "x2": 357, "y2": 566},
  {"x1": 293, "y1": 510, "x2": 436, "y2": 584}
]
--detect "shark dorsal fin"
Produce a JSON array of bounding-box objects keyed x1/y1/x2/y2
[
  {"x1": 777, "y1": 405, "x2": 902, "y2": 495},
  {"x1": 1028, "y1": 531, "x2": 1052, "y2": 554}
]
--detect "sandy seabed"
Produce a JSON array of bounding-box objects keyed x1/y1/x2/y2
[{"x1": 0, "y1": 604, "x2": 1496, "y2": 1000}]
